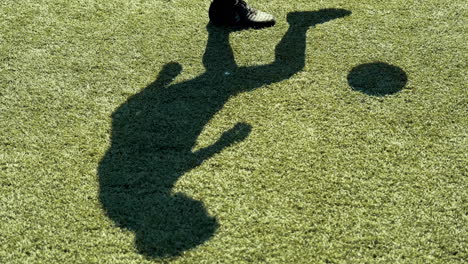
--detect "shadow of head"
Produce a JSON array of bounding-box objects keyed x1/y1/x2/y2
[
  {"x1": 348, "y1": 62, "x2": 408, "y2": 96},
  {"x1": 133, "y1": 193, "x2": 219, "y2": 258}
]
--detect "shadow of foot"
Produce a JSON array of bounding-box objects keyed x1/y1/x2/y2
[{"x1": 287, "y1": 9, "x2": 352, "y2": 26}]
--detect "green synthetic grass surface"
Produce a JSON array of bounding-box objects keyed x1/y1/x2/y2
[{"x1": 1, "y1": 0, "x2": 467, "y2": 263}]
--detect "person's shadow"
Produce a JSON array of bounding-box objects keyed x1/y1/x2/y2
[{"x1": 98, "y1": 9, "x2": 351, "y2": 258}]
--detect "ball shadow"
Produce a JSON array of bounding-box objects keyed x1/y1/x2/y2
[{"x1": 347, "y1": 62, "x2": 408, "y2": 96}]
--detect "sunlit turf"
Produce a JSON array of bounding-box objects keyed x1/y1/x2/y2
[{"x1": 1, "y1": 0, "x2": 466, "y2": 263}]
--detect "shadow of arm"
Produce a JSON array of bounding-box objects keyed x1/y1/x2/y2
[
  {"x1": 193, "y1": 122, "x2": 252, "y2": 165},
  {"x1": 147, "y1": 62, "x2": 183, "y2": 90}
]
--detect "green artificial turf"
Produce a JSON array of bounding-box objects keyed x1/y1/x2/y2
[{"x1": 1, "y1": 0, "x2": 467, "y2": 263}]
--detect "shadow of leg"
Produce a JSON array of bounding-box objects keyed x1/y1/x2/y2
[{"x1": 236, "y1": 9, "x2": 352, "y2": 90}]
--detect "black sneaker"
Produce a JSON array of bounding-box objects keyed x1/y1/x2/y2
[{"x1": 209, "y1": 0, "x2": 276, "y2": 29}]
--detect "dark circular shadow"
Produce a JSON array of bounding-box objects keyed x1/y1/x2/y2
[{"x1": 347, "y1": 62, "x2": 408, "y2": 96}]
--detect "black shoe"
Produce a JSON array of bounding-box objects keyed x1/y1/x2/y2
[{"x1": 209, "y1": 0, "x2": 276, "y2": 29}]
